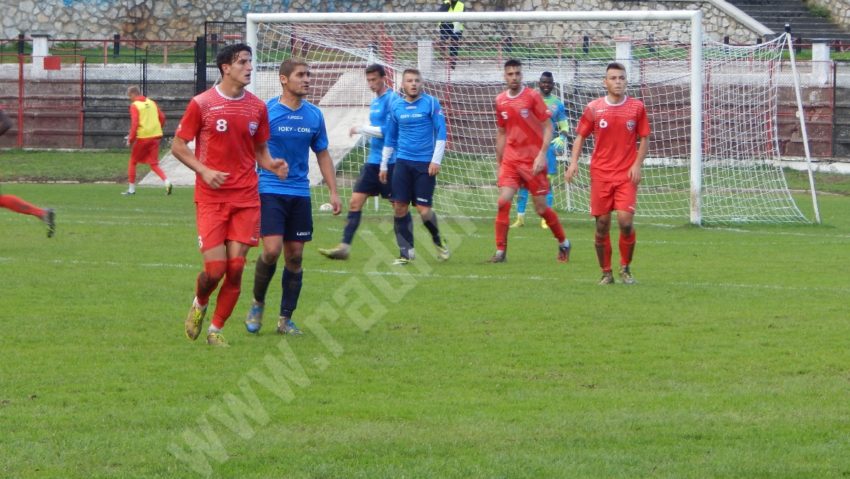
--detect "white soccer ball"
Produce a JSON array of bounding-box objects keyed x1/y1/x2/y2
[{"x1": 319, "y1": 203, "x2": 333, "y2": 212}]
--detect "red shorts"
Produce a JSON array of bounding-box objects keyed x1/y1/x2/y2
[
  {"x1": 590, "y1": 179, "x2": 637, "y2": 216},
  {"x1": 497, "y1": 161, "x2": 550, "y2": 196},
  {"x1": 130, "y1": 137, "x2": 161, "y2": 165},
  {"x1": 195, "y1": 202, "x2": 260, "y2": 252}
]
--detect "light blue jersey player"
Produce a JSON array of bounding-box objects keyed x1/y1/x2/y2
[
  {"x1": 513, "y1": 71, "x2": 570, "y2": 229},
  {"x1": 380, "y1": 68, "x2": 450, "y2": 265},
  {"x1": 319, "y1": 64, "x2": 400, "y2": 260},
  {"x1": 245, "y1": 58, "x2": 341, "y2": 336}
]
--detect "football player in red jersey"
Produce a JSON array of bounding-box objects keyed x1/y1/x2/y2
[
  {"x1": 0, "y1": 108, "x2": 55, "y2": 238},
  {"x1": 171, "y1": 43, "x2": 289, "y2": 346},
  {"x1": 565, "y1": 62, "x2": 651, "y2": 285},
  {"x1": 491, "y1": 59, "x2": 571, "y2": 263}
]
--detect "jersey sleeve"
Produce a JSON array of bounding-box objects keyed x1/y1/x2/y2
[
  {"x1": 555, "y1": 103, "x2": 568, "y2": 130},
  {"x1": 254, "y1": 102, "x2": 270, "y2": 144},
  {"x1": 312, "y1": 110, "x2": 330, "y2": 153},
  {"x1": 432, "y1": 98, "x2": 447, "y2": 141},
  {"x1": 175, "y1": 99, "x2": 202, "y2": 142},
  {"x1": 576, "y1": 105, "x2": 595, "y2": 137},
  {"x1": 532, "y1": 93, "x2": 551, "y2": 122},
  {"x1": 636, "y1": 102, "x2": 651, "y2": 137},
  {"x1": 384, "y1": 105, "x2": 398, "y2": 149},
  {"x1": 495, "y1": 99, "x2": 506, "y2": 129},
  {"x1": 128, "y1": 104, "x2": 139, "y2": 142}
]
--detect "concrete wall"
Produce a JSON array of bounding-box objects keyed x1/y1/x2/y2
[
  {"x1": 807, "y1": 0, "x2": 850, "y2": 30},
  {"x1": 3, "y1": 0, "x2": 762, "y2": 44}
]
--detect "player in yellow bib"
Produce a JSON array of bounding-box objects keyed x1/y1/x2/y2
[{"x1": 123, "y1": 86, "x2": 172, "y2": 196}]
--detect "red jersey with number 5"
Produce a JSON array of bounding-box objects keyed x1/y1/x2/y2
[
  {"x1": 495, "y1": 87, "x2": 552, "y2": 165},
  {"x1": 576, "y1": 96, "x2": 650, "y2": 182},
  {"x1": 175, "y1": 86, "x2": 270, "y2": 205}
]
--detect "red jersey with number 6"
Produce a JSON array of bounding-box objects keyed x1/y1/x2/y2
[
  {"x1": 175, "y1": 86, "x2": 270, "y2": 205},
  {"x1": 576, "y1": 96, "x2": 650, "y2": 183},
  {"x1": 495, "y1": 87, "x2": 552, "y2": 165}
]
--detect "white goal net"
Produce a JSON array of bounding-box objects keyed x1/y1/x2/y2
[{"x1": 247, "y1": 11, "x2": 819, "y2": 224}]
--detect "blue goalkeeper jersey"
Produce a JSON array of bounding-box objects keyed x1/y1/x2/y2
[
  {"x1": 384, "y1": 93, "x2": 447, "y2": 163},
  {"x1": 543, "y1": 94, "x2": 569, "y2": 133},
  {"x1": 366, "y1": 89, "x2": 400, "y2": 165},
  {"x1": 260, "y1": 97, "x2": 329, "y2": 198}
]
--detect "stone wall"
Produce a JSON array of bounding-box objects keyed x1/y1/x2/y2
[
  {"x1": 3, "y1": 0, "x2": 762, "y2": 44},
  {"x1": 807, "y1": 0, "x2": 850, "y2": 29}
]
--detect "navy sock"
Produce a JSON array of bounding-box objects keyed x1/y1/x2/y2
[
  {"x1": 341, "y1": 210, "x2": 362, "y2": 245},
  {"x1": 252, "y1": 255, "x2": 277, "y2": 303},
  {"x1": 394, "y1": 213, "x2": 414, "y2": 258},
  {"x1": 280, "y1": 268, "x2": 303, "y2": 319},
  {"x1": 423, "y1": 211, "x2": 442, "y2": 246}
]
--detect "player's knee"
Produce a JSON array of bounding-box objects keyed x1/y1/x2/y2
[
  {"x1": 620, "y1": 223, "x2": 634, "y2": 236},
  {"x1": 497, "y1": 197, "x2": 511, "y2": 211},
  {"x1": 203, "y1": 262, "x2": 227, "y2": 284},
  {"x1": 285, "y1": 254, "x2": 303, "y2": 271}
]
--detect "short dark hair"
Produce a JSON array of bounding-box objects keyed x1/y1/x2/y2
[
  {"x1": 504, "y1": 59, "x2": 522, "y2": 69},
  {"x1": 402, "y1": 68, "x2": 421, "y2": 77},
  {"x1": 540, "y1": 71, "x2": 553, "y2": 80},
  {"x1": 216, "y1": 43, "x2": 252, "y2": 75},
  {"x1": 279, "y1": 58, "x2": 308, "y2": 77},
  {"x1": 365, "y1": 64, "x2": 386, "y2": 76},
  {"x1": 607, "y1": 62, "x2": 626, "y2": 72}
]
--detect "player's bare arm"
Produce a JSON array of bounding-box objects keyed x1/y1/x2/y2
[
  {"x1": 495, "y1": 127, "x2": 506, "y2": 166},
  {"x1": 171, "y1": 136, "x2": 230, "y2": 189},
  {"x1": 316, "y1": 149, "x2": 342, "y2": 215},
  {"x1": 629, "y1": 135, "x2": 649, "y2": 185},
  {"x1": 254, "y1": 142, "x2": 289, "y2": 181},
  {"x1": 532, "y1": 118, "x2": 553, "y2": 175},
  {"x1": 565, "y1": 134, "x2": 586, "y2": 183}
]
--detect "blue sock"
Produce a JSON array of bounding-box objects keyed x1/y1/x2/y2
[
  {"x1": 252, "y1": 255, "x2": 276, "y2": 303},
  {"x1": 394, "y1": 213, "x2": 414, "y2": 258},
  {"x1": 342, "y1": 210, "x2": 362, "y2": 245},
  {"x1": 280, "y1": 268, "x2": 303, "y2": 319},
  {"x1": 546, "y1": 190, "x2": 553, "y2": 208},
  {"x1": 422, "y1": 211, "x2": 442, "y2": 246},
  {"x1": 517, "y1": 188, "x2": 529, "y2": 214}
]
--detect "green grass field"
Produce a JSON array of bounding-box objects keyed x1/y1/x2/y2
[{"x1": 1, "y1": 164, "x2": 850, "y2": 477}]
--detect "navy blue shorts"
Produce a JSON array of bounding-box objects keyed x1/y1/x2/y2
[
  {"x1": 259, "y1": 194, "x2": 313, "y2": 241},
  {"x1": 354, "y1": 163, "x2": 393, "y2": 199},
  {"x1": 391, "y1": 159, "x2": 435, "y2": 207}
]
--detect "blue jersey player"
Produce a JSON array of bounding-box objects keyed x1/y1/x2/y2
[
  {"x1": 380, "y1": 68, "x2": 450, "y2": 265},
  {"x1": 245, "y1": 58, "x2": 341, "y2": 336},
  {"x1": 319, "y1": 64, "x2": 399, "y2": 260},
  {"x1": 512, "y1": 71, "x2": 570, "y2": 229}
]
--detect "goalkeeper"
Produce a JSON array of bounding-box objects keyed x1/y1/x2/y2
[{"x1": 511, "y1": 71, "x2": 570, "y2": 229}]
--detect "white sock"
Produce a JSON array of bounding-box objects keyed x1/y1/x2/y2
[
  {"x1": 208, "y1": 325, "x2": 220, "y2": 333},
  {"x1": 127, "y1": 183, "x2": 135, "y2": 193},
  {"x1": 165, "y1": 179, "x2": 172, "y2": 187}
]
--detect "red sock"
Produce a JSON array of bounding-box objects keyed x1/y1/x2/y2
[
  {"x1": 495, "y1": 198, "x2": 511, "y2": 251},
  {"x1": 0, "y1": 194, "x2": 46, "y2": 219},
  {"x1": 211, "y1": 257, "x2": 246, "y2": 330},
  {"x1": 150, "y1": 164, "x2": 168, "y2": 181},
  {"x1": 540, "y1": 207, "x2": 565, "y2": 243},
  {"x1": 128, "y1": 161, "x2": 137, "y2": 184},
  {"x1": 196, "y1": 260, "x2": 226, "y2": 306},
  {"x1": 595, "y1": 233, "x2": 612, "y2": 272},
  {"x1": 619, "y1": 230, "x2": 636, "y2": 267}
]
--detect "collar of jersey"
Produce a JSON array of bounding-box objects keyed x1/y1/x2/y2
[
  {"x1": 506, "y1": 86, "x2": 525, "y2": 99},
  {"x1": 214, "y1": 85, "x2": 245, "y2": 101},
  {"x1": 604, "y1": 95, "x2": 629, "y2": 107}
]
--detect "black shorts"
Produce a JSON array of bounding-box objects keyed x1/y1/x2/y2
[
  {"x1": 259, "y1": 193, "x2": 313, "y2": 242},
  {"x1": 391, "y1": 159, "x2": 436, "y2": 207},
  {"x1": 353, "y1": 163, "x2": 393, "y2": 199}
]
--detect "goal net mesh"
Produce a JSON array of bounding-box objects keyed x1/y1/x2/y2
[{"x1": 251, "y1": 18, "x2": 810, "y2": 224}]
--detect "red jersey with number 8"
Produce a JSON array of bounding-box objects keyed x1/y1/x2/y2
[
  {"x1": 576, "y1": 95, "x2": 650, "y2": 183},
  {"x1": 175, "y1": 86, "x2": 270, "y2": 205}
]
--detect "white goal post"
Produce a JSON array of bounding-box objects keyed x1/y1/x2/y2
[{"x1": 246, "y1": 10, "x2": 820, "y2": 225}]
